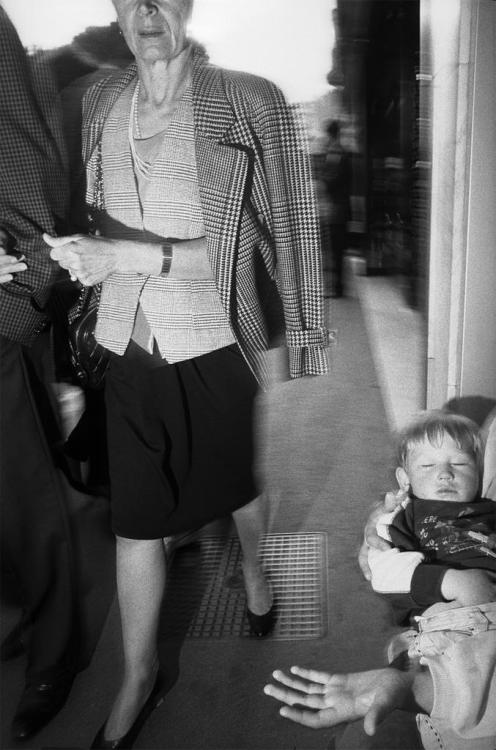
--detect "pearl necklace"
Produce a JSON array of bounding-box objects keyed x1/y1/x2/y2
[
  {"x1": 128, "y1": 80, "x2": 152, "y2": 179},
  {"x1": 132, "y1": 80, "x2": 142, "y2": 138}
]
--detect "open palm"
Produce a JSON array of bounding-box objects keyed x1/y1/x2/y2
[{"x1": 264, "y1": 665, "x2": 411, "y2": 735}]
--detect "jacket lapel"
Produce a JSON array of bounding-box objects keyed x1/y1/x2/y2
[
  {"x1": 195, "y1": 136, "x2": 248, "y2": 308},
  {"x1": 192, "y1": 58, "x2": 249, "y2": 310},
  {"x1": 82, "y1": 64, "x2": 138, "y2": 165}
]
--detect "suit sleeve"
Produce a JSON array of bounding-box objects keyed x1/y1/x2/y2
[
  {"x1": 0, "y1": 8, "x2": 68, "y2": 307},
  {"x1": 253, "y1": 83, "x2": 329, "y2": 378}
]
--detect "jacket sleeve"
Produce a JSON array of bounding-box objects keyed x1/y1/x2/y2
[
  {"x1": 370, "y1": 502, "x2": 451, "y2": 623},
  {"x1": 368, "y1": 546, "x2": 426, "y2": 594},
  {"x1": 0, "y1": 8, "x2": 68, "y2": 307},
  {"x1": 410, "y1": 562, "x2": 450, "y2": 609},
  {"x1": 370, "y1": 558, "x2": 450, "y2": 625},
  {"x1": 251, "y1": 83, "x2": 330, "y2": 377},
  {"x1": 372, "y1": 502, "x2": 427, "y2": 593}
]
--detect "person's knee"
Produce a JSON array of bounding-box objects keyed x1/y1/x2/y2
[
  {"x1": 116, "y1": 536, "x2": 163, "y2": 552},
  {"x1": 441, "y1": 568, "x2": 496, "y2": 607},
  {"x1": 232, "y1": 495, "x2": 265, "y2": 525}
]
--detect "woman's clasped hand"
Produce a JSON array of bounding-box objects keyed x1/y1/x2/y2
[{"x1": 44, "y1": 233, "x2": 163, "y2": 285}]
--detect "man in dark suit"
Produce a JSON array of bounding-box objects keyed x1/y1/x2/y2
[{"x1": 0, "y1": 7, "x2": 78, "y2": 740}]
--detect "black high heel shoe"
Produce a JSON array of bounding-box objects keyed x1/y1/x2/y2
[
  {"x1": 90, "y1": 672, "x2": 165, "y2": 749},
  {"x1": 246, "y1": 604, "x2": 276, "y2": 637}
]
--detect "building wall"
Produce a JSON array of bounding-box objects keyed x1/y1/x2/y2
[
  {"x1": 460, "y1": 0, "x2": 496, "y2": 399},
  {"x1": 425, "y1": 0, "x2": 496, "y2": 407}
]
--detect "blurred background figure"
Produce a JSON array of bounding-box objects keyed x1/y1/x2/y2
[{"x1": 321, "y1": 119, "x2": 351, "y2": 298}]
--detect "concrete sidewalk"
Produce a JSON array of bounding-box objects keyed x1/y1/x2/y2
[{"x1": 1, "y1": 293, "x2": 423, "y2": 750}]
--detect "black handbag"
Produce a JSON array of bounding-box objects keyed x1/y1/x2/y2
[
  {"x1": 67, "y1": 141, "x2": 109, "y2": 389},
  {"x1": 68, "y1": 284, "x2": 108, "y2": 389}
]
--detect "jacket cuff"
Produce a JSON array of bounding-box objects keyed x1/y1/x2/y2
[
  {"x1": 286, "y1": 326, "x2": 331, "y2": 349},
  {"x1": 411, "y1": 563, "x2": 450, "y2": 607},
  {"x1": 288, "y1": 344, "x2": 329, "y2": 379}
]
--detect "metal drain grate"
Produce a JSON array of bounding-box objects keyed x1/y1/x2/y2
[{"x1": 160, "y1": 533, "x2": 327, "y2": 640}]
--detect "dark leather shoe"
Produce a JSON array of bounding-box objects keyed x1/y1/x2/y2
[
  {"x1": 91, "y1": 672, "x2": 165, "y2": 749},
  {"x1": 1, "y1": 622, "x2": 25, "y2": 662},
  {"x1": 246, "y1": 605, "x2": 276, "y2": 637},
  {"x1": 11, "y1": 674, "x2": 74, "y2": 741}
]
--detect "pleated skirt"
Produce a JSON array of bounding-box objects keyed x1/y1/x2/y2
[{"x1": 105, "y1": 341, "x2": 259, "y2": 539}]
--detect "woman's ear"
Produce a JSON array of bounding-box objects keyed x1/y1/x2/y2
[{"x1": 395, "y1": 466, "x2": 410, "y2": 493}]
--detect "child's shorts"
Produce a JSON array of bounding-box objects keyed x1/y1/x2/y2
[{"x1": 388, "y1": 601, "x2": 496, "y2": 750}]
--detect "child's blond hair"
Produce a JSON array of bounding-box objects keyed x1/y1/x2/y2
[{"x1": 396, "y1": 410, "x2": 485, "y2": 479}]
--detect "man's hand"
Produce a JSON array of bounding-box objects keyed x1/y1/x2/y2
[
  {"x1": 264, "y1": 665, "x2": 413, "y2": 736},
  {"x1": 358, "y1": 490, "x2": 407, "y2": 581},
  {"x1": 0, "y1": 230, "x2": 27, "y2": 283}
]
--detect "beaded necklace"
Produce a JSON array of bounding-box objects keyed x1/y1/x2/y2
[{"x1": 128, "y1": 80, "x2": 154, "y2": 180}]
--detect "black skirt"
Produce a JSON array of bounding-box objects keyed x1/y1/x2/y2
[{"x1": 105, "y1": 342, "x2": 259, "y2": 539}]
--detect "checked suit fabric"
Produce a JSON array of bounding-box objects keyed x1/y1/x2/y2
[
  {"x1": 0, "y1": 7, "x2": 69, "y2": 344},
  {"x1": 80, "y1": 45, "x2": 329, "y2": 387}
]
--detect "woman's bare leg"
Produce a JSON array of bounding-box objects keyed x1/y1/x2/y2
[
  {"x1": 232, "y1": 495, "x2": 272, "y2": 615},
  {"x1": 103, "y1": 536, "x2": 165, "y2": 740}
]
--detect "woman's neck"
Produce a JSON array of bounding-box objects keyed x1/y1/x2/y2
[{"x1": 136, "y1": 43, "x2": 192, "y2": 108}]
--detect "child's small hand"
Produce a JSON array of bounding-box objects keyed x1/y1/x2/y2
[
  {"x1": 264, "y1": 666, "x2": 412, "y2": 735},
  {"x1": 387, "y1": 487, "x2": 409, "y2": 508}
]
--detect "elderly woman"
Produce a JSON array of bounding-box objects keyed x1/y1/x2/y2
[{"x1": 48, "y1": 0, "x2": 328, "y2": 747}]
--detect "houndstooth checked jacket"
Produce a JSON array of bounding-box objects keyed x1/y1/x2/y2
[
  {"x1": 81, "y1": 46, "x2": 329, "y2": 387},
  {"x1": 0, "y1": 8, "x2": 68, "y2": 344}
]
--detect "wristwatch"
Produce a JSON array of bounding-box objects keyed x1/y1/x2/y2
[{"x1": 161, "y1": 241, "x2": 173, "y2": 275}]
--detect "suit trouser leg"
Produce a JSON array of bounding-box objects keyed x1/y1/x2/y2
[{"x1": 0, "y1": 335, "x2": 78, "y2": 681}]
